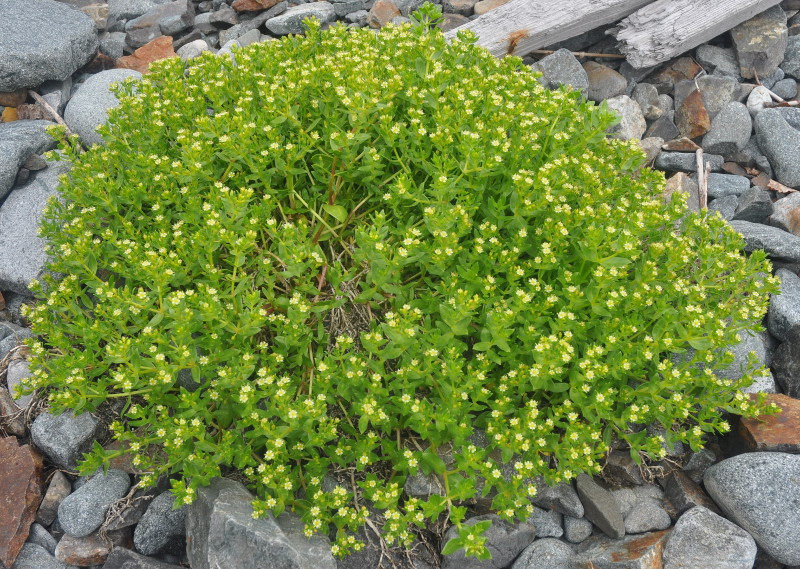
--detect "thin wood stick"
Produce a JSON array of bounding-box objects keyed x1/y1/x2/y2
[
  {"x1": 527, "y1": 49, "x2": 628, "y2": 59},
  {"x1": 696, "y1": 148, "x2": 708, "y2": 210},
  {"x1": 27, "y1": 90, "x2": 70, "y2": 131}
]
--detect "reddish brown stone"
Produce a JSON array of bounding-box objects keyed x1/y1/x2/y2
[
  {"x1": 652, "y1": 57, "x2": 703, "y2": 89},
  {"x1": 0, "y1": 437, "x2": 44, "y2": 568},
  {"x1": 675, "y1": 89, "x2": 710, "y2": 139},
  {"x1": 0, "y1": 90, "x2": 27, "y2": 107},
  {"x1": 55, "y1": 527, "x2": 132, "y2": 566},
  {"x1": 232, "y1": 0, "x2": 280, "y2": 11},
  {"x1": 117, "y1": 36, "x2": 177, "y2": 75},
  {"x1": 572, "y1": 530, "x2": 671, "y2": 568},
  {"x1": 737, "y1": 393, "x2": 800, "y2": 453},
  {"x1": 1, "y1": 107, "x2": 18, "y2": 122},
  {"x1": 367, "y1": 0, "x2": 400, "y2": 28},
  {"x1": 36, "y1": 470, "x2": 71, "y2": 527},
  {"x1": 661, "y1": 137, "x2": 701, "y2": 152}
]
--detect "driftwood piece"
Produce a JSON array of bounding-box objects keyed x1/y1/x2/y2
[
  {"x1": 612, "y1": 0, "x2": 783, "y2": 68},
  {"x1": 444, "y1": 0, "x2": 654, "y2": 58}
]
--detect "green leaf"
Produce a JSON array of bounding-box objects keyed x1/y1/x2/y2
[
  {"x1": 441, "y1": 537, "x2": 464, "y2": 556},
  {"x1": 322, "y1": 204, "x2": 348, "y2": 223},
  {"x1": 601, "y1": 256, "x2": 631, "y2": 268},
  {"x1": 688, "y1": 337, "x2": 713, "y2": 350},
  {"x1": 473, "y1": 342, "x2": 492, "y2": 351}
]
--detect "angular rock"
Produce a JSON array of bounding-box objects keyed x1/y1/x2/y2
[
  {"x1": 782, "y1": 35, "x2": 800, "y2": 78},
  {"x1": 511, "y1": 538, "x2": 574, "y2": 569},
  {"x1": 602, "y1": 449, "x2": 645, "y2": 486},
  {"x1": 650, "y1": 57, "x2": 703, "y2": 94},
  {"x1": 624, "y1": 498, "x2": 671, "y2": 535},
  {"x1": 716, "y1": 328, "x2": 769, "y2": 384},
  {"x1": 530, "y1": 49, "x2": 589, "y2": 96},
  {"x1": 441, "y1": 514, "x2": 535, "y2": 569},
  {"x1": 55, "y1": 528, "x2": 130, "y2": 566},
  {"x1": 696, "y1": 44, "x2": 741, "y2": 79},
  {"x1": 442, "y1": 0, "x2": 477, "y2": 16},
  {"x1": 0, "y1": 0, "x2": 99, "y2": 92},
  {"x1": 605, "y1": 95, "x2": 646, "y2": 140},
  {"x1": 124, "y1": 0, "x2": 195, "y2": 36},
  {"x1": 683, "y1": 447, "x2": 719, "y2": 484},
  {"x1": 10, "y1": 542, "x2": 73, "y2": 569},
  {"x1": 393, "y1": 0, "x2": 426, "y2": 16},
  {"x1": 773, "y1": 326, "x2": 800, "y2": 396},
  {"x1": 675, "y1": 75, "x2": 739, "y2": 120},
  {"x1": 709, "y1": 195, "x2": 738, "y2": 220},
  {"x1": 30, "y1": 410, "x2": 103, "y2": 471},
  {"x1": 637, "y1": 136, "x2": 663, "y2": 166},
  {"x1": 737, "y1": 393, "x2": 800, "y2": 452},
  {"x1": 133, "y1": 491, "x2": 186, "y2": 555},
  {"x1": 675, "y1": 89, "x2": 710, "y2": 139},
  {"x1": 101, "y1": 546, "x2": 186, "y2": 568},
  {"x1": 631, "y1": 83, "x2": 662, "y2": 120},
  {"x1": 731, "y1": 5, "x2": 788, "y2": 80},
  {"x1": 654, "y1": 151, "x2": 723, "y2": 173},
  {"x1": 176, "y1": 39, "x2": 211, "y2": 60},
  {"x1": 610, "y1": 487, "x2": 636, "y2": 518},
  {"x1": 707, "y1": 173, "x2": 751, "y2": 199},
  {"x1": 768, "y1": 267, "x2": 800, "y2": 341},
  {"x1": 532, "y1": 479, "x2": 583, "y2": 518},
  {"x1": 0, "y1": 119, "x2": 58, "y2": 201},
  {"x1": 116, "y1": 36, "x2": 177, "y2": 75},
  {"x1": 36, "y1": 470, "x2": 72, "y2": 527},
  {"x1": 527, "y1": 506, "x2": 563, "y2": 538},
  {"x1": 645, "y1": 113, "x2": 681, "y2": 141},
  {"x1": 664, "y1": 172, "x2": 701, "y2": 212},
  {"x1": 232, "y1": 0, "x2": 280, "y2": 11},
  {"x1": 583, "y1": 62, "x2": 627, "y2": 102},
  {"x1": 733, "y1": 186, "x2": 773, "y2": 222},
  {"x1": 0, "y1": 437, "x2": 44, "y2": 568},
  {"x1": 702, "y1": 101, "x2": 752, "y2": 157},
  {"x1": 705, "y1": 452, "x2": 800, "y2": 565},
  {"x1": 6, "y1": 359, "x2": 34, "y2": 409},
  {"x1": 770, "y1": 191, "x2": 800, "y2": 235},
  {"x1": 756, "y1": 108, "x2": 800, "y2": 188},
  {"x1": 731, "y1": 220, "x2": 800, "y2": 263},
  {"x1": 664, "y1": 470, "x2": 720, "y2": 517},
  {"x1": 187, "y1": 478, "x2": 335, "y2": 569},
  {"x1": 27, "y1": 522, "x2": 58, "y2": 555},
  {"x1": 563, "y1": 515, "x2": 593, "y2": 544},
  {"x1": 572, "y1": 530, "x2": 670, "y2": 569},
  {"x1": 58, "y1": 469, "x2": 131, "y2": 538},
  {"x1": 663, "y1": 506, "x2": 756, "y2": 569},
  {"x1": 575, "y1": 474, "x2": 624, "y2": 539},
  {"x1": 266, "y1": 2, "x2": 336, "y2": 35},
  {"x1": 64, "y1": 69, "x2": 142, "y2": 147}
]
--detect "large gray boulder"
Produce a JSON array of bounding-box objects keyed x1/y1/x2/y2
[
  {"x1": 0, "y1": 120, "x2": 57, "y2": 201},
  {"x1": 662, "y1": 506, "x2": 756, "y2": 569},
  {"x1": 729, "y1": 220, "x2": 800, "y2": 264},
  {"x1": 186, "y1": 478, "x2": 336, "y2": 569},
  {"x1": 0, "y1": 161, "x2": 69, "y2": 295},
  {"x1": 64, "y1": 69, "x2": 142, "y2": 147},
  {"x1": 530, "y1": 49, "x2": 589, "y2": 96},
  {"x1": 731, "y1": 5, "x2": 788, "y2": 80},
  {"x1": 0, "y1": 0, "x2": 98, "y2": 92},
  {"x1": 704, "y1": 453, "x2": 800, "y2": 566},
  {"x1": 265, "y1": 3, "x2": 336, "y2": 35}
]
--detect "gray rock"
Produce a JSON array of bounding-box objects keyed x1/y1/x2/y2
[
  {"x1": 756, "y1": 108, "x2": 800, "y2": 188},
  {"x1": 0, "y1": 162, "x2": 69, "y2": 295},
  {"x1": 532, "y1": 479, "x2": 583, "y2": 518},
  {"x1": 610, "y1": 487, "x2": 636, "y2": 518},
  {"x1": 442, "y1": 0, "x2": 476, "y2": 16},
  {"x1": 583, "y1": 61, "x2": 627, "y2": 102},
  {"x1": 683, "y1": 448, "x2": 718, "y2": 484},
  {"x1": 731, "y1": 5, "x2": 788, "y2": 79},
  {"x1": 702, "y1": 101, "x2": 752, "y2": 156},
  {"x1": 645, "y1": 113, "x2": 681, "y2": 141},
  {"x1": 36, "y1": 470, "x2": 72, "y2": 527},
  {"x1": 527, "y1": 506, "x2": 563, "y2": 538},
  {"x1": 64, "y1": 69, "x2": 142, "y2": 147},
  {"x1": 133, "y1": 491, "x2": 187, "y2": 555},
  {"x1": 747, "y1": 85, "x2": 774, "y2": 117},
  {"x1": 709, "y1": 194, "x2": 740, "y2": 220},
  {"x1": 762, "y1": 67, "x2": 786, "y2": 89},
  {"x1": 441, "y1": 514, "x2": 535, "y2": 569},
  {"x1": 707, "y1": 173, "x2": 752, "y2": 199},
  {"x1": 631, "y1": 83, "x2": 662, "y2": 120},
  {"x1": 704, "y1": 453, "x2": 800, "y2": 566},
  {"x1": 187, "y1": 478, "x2": 335, "y2": 569},
  {"x1": 773, "y1": 326, "x2": 800, "y2": 396},
  {"x1": 10, "y1": 542, "x2": 75, "y2": 569},
  {"x1": 265, "y1": 2, "x2": 336, "y2": 35},
  {"x1": 30, "y1": 410, "x2": 102, "y2": 470},
  {"x1": 674, "y1": 75, "x2": 739, "y2": 120},
  {"x1": 733, "y1": 186, "x2": 773, "y2": 222},
  {"x1": 0, "y1": 325, "x2": 33, "y2": 361},
  {"x1": 393, "y1": 0, "x2": 426, "y2": 16},
  {"x1": 101, "y1": 546, "x2": 186, "y2": 568},
  {"x1": 663, "y1": 506, "x2": 757, "y2": 569},
  {"x1": 530, "y1": 49, "x2": 589, "y2": 96},
  {"x1": 733, "y1": 221, "x2": 800, "y2": 265},
  {"x1": 768, "y1": 268, "x2": 800, "y2": 341},
  {"x1": 108, "y1": 0, "x2": 173, "y2": 22},
  {"x1": 99, "y1": 31, "x2": 127, "y2": 59},
  {"x1": 404, "y1": 472, "x2": 445, "y2": 498},
  {"x1": 6, "y1": 359, "x2": 34, "y2": 409},
  {"x1": 575, "y1": 474, "x2": 624, "y2": 539},
  {"x1": 742, "y1": 372, "x2": 779, "y2": 394},
  {"x1": 696, "y1": 44, "x2": 741, "y2": 79},
  {"x1": 624, "y1": 498, "x2": 671, "y2": 534},
  {"x1": 57, "y1": 469, "x2": 131, "y2": 538},
  {"x1": 0, "y1": 119, "x2": 58, "y2": 201},
  {"x1": 770, "y1": 192, "x2": 800, "y2": 235},
  {"x1": 27, "y1": 522, "x2": 58, "y2": 555},
  {"x1": 665, "y1": 469, "x2": 721, "y2": 517},
  {"x1": 782, "y1": 35, "x2": 800, "y2": 78},
  {"x1": 655, "y1": 151, "x2": 724, "y2": 173},
  {"x1": 773, "y1": 78, "x2": 798, "y2": 99},
  {"x1": 176, "y1": 39, "x2": 211, "y2": 60},
  {"x1": 124, "y1": 0, "x2": 195, "y2": 36},
  {"x1": 563, "y1": 515, "x2": 593, "y2": 543},
  {"x1": 605, "y1": 95, "x2": 646, "y2": 140},
  {"x1": 511, "y1": 538, "x2": 574, "y2": 569},
  {"x1": 715, "y1": 328, "x2": 769, "y2": 383},
  {"x1": 344, "y1": 9, "x2": 368, "y2": 25},
  {"x1": 0, "y1": 0, "x2": 99, "y2": 92},
  {"x1": 332, "y1": 0, "x2": 364, "y2": 16}
]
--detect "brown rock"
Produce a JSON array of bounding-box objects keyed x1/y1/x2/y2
[
  {"x1": 572, "y1": 530, "x2": 671, "y2": 569},
  {"x1": 116, "y1": 36, "x2": 177, "y2": 75},
  {"x1": 737, "y1": 393, "x2": 800, "y2": 452},
  {"x1": 752, "y1": 171, "x2": 772, "y2": 188},
  {"x1": 651, "y1": 57, "x2": 703, "y2": 92},
  {"x1": 0, "y1": 291, "x2": 4, "y2": 310},
  {"x1": 367, "y1": 0, "x2": 400, "y2": 28},
  {"x1": 584, "y1": 61, "x2": 628, "y2": 102},
  {"x1": 232, "y1": 0, "x2": 280, "y2": 11},
  {"x1": 0, "y1": 389, "x2": 26, "y2": 437},
  {"x1": 664, "y1": 172, "x2": 701, "y2": 212},
  {"x1": 81, "y1": 3, "x2": 108, "y2": 29},
  {"x1": 661, "y1": 137, "x2": 701, "y2": 152},
  {"x1": 723, "y1": 161, "x2": 748, "y2": 176},
  {"x1": 36, "y1": 470, "x2": 72, "y2": 527},
  {"x1": 55, "y1": 527, "x2": 132, "y2": 566},
  {"x1": 675, "y1": 89, "x2": 710, "y2": 139},
  {"x1": 664, "y1": 470, "x2": 721, "y2": 518},
  {"x1": 1, "y1": 107, "x2": 18, "y2": 122},
  {"x1": 0, "y1": 437, "x2": 44, "y2": 568},
  {"x1": 0, "y1": 89, "x2": 27, "y2": 107},
  {"x1": 473, "y1": 0, "x2": 511, "y2": 16},
  {"x1": 16, "y1": 104, "x2": 50, "y2": 121},
  {"x1": 83, "y1": 53, "x2": 119, "y2": 73}
]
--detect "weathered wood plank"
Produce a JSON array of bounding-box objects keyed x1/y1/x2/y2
[
  {"x1": 443, "y1": 0, "x2": 654, "y2": 59},
  {"x1": 612, "y1": 0, "x2": 783, "y2": 68}
]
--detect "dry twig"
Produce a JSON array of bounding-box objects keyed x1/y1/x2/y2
[{"x1": 695, "y1": 149, "x2": 709, "y2": 209}]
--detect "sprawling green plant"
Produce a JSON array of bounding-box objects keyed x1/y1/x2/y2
[{"x1": 26, "y1": 6, "x2": 777, "y2": 557}]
